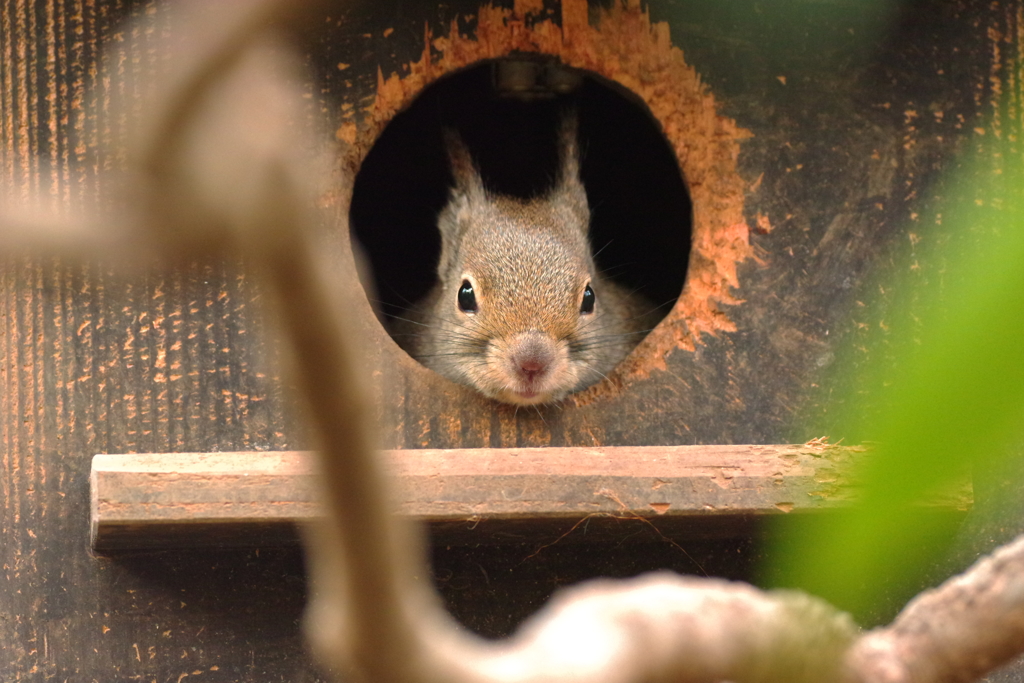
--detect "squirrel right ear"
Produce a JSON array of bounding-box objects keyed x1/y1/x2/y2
[
  {"x1": 443, "y1": 129, "x2": 486, "y2": 199},
  {"x1": 436, "y1": 130, "x2": 483, "y2": 278}
]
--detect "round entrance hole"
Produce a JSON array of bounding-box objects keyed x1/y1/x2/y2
[{"x1": 350, "y1": 58, "x2": 692, "y2": 399}]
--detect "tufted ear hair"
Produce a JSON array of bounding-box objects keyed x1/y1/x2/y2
[
  {"x1": 443, "y1": 128, "x2": 486, "y2": 200},
  {"x1": 435, "y1": 129, "x2": 486, "y2": 280},
  {"x1": 552, "y1": 110, "x2": 590, "y2": 230}
]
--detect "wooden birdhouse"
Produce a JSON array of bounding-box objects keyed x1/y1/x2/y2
[{"x1": 1, "y1": 0, "x2": 1011, "y2": 679}]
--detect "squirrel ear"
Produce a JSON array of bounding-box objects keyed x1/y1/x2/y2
[
  {"x1": 443, "y1": 129, "x2": 486, "y2": 199},
  {"x1": 437, "y1": 130, "x2": 482, "y2": 276},
  {"x1": 556, "y1": 111, "x2": 582, "y2": 188},
  {"x1": 554, "y1": 110, "x2": 589, "y2": 225}
]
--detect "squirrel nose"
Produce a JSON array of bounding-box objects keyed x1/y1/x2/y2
[
  {"x1": 519, "y1": 358, "x2": 547, "y2": 381},
  {"x1": 511, "y1": 335, "x2": 555, "y2": 384}
]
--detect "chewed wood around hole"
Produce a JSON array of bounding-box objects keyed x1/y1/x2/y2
[
  {"x1": 348, "y1": 59, "x2": 693, "y2": 404},
  {"x1": 329, "y1": 1, "x2": 756, "y2": 420}
]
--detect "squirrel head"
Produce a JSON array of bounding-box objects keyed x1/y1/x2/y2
[{"x1": 428, "y1": 115, "x2": 615, "y2": 405}]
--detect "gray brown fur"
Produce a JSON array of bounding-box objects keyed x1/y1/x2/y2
[{"x1": 398, "y1": 117, "x2": 657, "y2": 405}]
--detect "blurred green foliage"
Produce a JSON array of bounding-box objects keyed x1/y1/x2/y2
[{"x1": 765, "y1": 129, "x2": 1024, "y2": 619}]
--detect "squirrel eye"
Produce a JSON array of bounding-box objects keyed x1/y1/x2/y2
[
  {"x1": 457, "y1": 280, "x2": 478, "y2": 313},
  {"x1": 580, "y1": 283, "x2": 595, "y2": 314}
]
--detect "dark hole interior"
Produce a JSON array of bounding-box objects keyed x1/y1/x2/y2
[{"x1": 350, "y1": 59, "x2": 692, "y2": 346}]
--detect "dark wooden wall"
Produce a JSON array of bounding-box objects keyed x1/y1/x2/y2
[{"x1": 3, "y1": 0, "x2": 1023, "y2": 680}]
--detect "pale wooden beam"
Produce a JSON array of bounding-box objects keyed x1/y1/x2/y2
[{"x1": 89, "y1": 444, "x2": 971, "y2": 551}]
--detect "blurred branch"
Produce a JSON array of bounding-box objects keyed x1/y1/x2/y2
[{"x1": 846, "y1": 533, "x2": 1024, "y2": 683}]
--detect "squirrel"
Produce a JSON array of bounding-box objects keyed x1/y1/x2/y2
[{"x1": 397, "y1": 115, "x2": 659, "y2": 405}]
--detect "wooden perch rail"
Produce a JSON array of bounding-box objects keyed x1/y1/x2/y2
[{"x1": 90, "y1": 443, "x2": 971, "y2": 551}]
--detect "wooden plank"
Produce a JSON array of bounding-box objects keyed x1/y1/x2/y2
[{"x1": 90, "y1": 444, "x2": 973, "y2": 550}]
